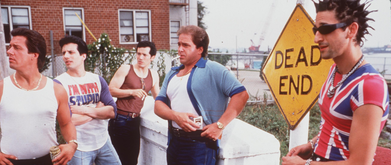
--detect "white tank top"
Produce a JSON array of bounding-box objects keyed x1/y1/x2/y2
[
  {"x1": 0, "y1": 76, "x2": 58, "y2": 159},
  {"x1": 167, "y1": 74, "x2": 205, "y2": 129}
]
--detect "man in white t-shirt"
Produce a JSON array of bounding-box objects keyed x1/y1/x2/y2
[{"x1": 55, "y1": 35, "x2": 120, "y2": 165}]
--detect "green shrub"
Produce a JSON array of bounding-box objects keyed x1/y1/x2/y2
[{"x1": 237, "y1": 104, "x2": 321, "y2": 159}]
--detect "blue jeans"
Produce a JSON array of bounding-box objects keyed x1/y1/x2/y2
[
  {"x1": 167, "y1": 135, "x2": 219, "y2": 165},
  {"x1": 108, "y1": 114, "x2": 141, "y2": 165},
  {"x1": 68, "y1": 139, "x2": 121, "y2": 165}
]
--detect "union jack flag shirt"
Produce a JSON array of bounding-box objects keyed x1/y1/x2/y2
[{"x1": 315, "y1": 63, "x2": 389, "y2": 160}]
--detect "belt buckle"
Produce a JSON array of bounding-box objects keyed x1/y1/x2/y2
[
  {"x1": 172, "y1": 128, "x2": 181, "y2": 137},
  {"x1": 132, "y1": 113, "x2": 137, "y2": 118}
]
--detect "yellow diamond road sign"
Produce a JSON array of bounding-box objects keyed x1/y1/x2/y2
[{"x1": 262, "y1": 4, "x2": 333, "y2": 129}]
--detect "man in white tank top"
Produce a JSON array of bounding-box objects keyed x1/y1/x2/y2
[{"x1": 0, "y1": 28, "x2": 77, "y2": 165}]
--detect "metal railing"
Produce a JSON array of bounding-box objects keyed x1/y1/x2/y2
[
  {"x1": 207, "y1": 52, "x2": 391, "y2": 78},
  {"x1": 207, "y1": 52, "x2": 269, "y2": 79},
  {"x1": 42, "y1": 52, "x2": 391, "y2": 85}
]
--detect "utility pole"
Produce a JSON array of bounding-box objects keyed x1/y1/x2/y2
[
  {"x1": 288, "y1": 0, "x2": 313, "y2": 151},
  {"x1": 0, "y1": 6, "x2": 11, "y2": 80}
]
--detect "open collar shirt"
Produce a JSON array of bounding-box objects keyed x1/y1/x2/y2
[{"x1": 156, "y1": 57, "x2": 246, "y2": 125}]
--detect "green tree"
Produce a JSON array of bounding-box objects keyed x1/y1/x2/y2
[
  {"x1": 197, "y1": 1, "x2": 208, "y2": 30},
  {"x1": 208, "y1": 54, "x2": 231, "y2": 66},
  {"x1": 85, "y1": 33, "x2": 133, "y2": 82}
]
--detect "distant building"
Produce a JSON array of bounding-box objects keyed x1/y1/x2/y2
[
  {"x1": 169, "y1": 0, "x2": 197, "y2": 50},
  {"x1": 362, "y1": 45, "x2": 391, "y2": 54},
  {"x1": 1, "y1": 0, "x2": 197, "y2": 55}
]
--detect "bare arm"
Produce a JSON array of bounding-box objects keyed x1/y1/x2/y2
[
  {"x1": 150, "y1": 69, "x2": 160, "y2": 99},
  {"x1": 71, "y1": 102, "x2": 114, "y2": 119},
  {"x1": 282, "y1": 104, "x2": 384, "y2": 165},
  {"x1": 70, "y1": 114, "x2": 93, "y2": 126},
  {"x1": 344, "y1": 104, "x2": 383, "y2": 164},
  {"x1": 201, "y1": 90, "x2": 249, "y2": 140},
  {"x1": 53, "y1": 82, "x2": 77, "y2": 165},
  {"x1": 70, "y1": 102, "x2": 108, "y2": 125},
  {"x1": 109, "y1": 65, "x2": 147, "y2": 99},
  {"x1": 286, "y1": 135, "x2": 318, "y2": 159}
]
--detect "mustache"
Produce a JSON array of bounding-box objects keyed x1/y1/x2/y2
[{"x1": 318, "y1": 42, "x2": 329, "y2": 47}]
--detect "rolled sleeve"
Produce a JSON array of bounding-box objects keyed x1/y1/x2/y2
[{"x1": 229, "y1": 86, "x2": 246, "y2": 97}]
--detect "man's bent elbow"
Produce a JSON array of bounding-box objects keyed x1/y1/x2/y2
[
  {"x1": 154, "y1": 100, "x2": 163, "y2": 117},
  {"x1": 237, "y1": 90, "x2": 249, "y2": 102},
  {"x1": 243, "y1": 90, "x2": 249, "y2": 101},
  {"x1": 108, "y1": 109, "x2": 116, "y2": 119},
  {"x1": 108, "y1": 86, "x2": 119, "y2": 98}
]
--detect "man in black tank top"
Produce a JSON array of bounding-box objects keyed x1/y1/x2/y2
[{"x1": 108, "y1": 41, "x2": 160, "y2": 165}]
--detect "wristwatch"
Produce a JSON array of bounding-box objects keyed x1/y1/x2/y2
[
  {"x1": 69, "y1": 140, "x2": 78, "y2": 146},
  {"x1": 217, "y1": 121, "x2": 224, "y2": 130}
]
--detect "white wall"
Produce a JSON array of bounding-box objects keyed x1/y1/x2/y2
[{"x1": 138, "y1": 96, "x2": 281, "y2": 165}]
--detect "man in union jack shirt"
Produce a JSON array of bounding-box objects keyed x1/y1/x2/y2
[{"x1": 283, "y1": 0, "x2": 389, "y2": 165}]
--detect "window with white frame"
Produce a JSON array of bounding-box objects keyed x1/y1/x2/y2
[
  {"x1": 119, "y1": 10, "x2": 151, "y2": 44},
  {"x1": 63, "y1": 8, "x2": 84, "y2": 39},
  {"x1": 1, "y1": 6, "x2": 31, "y2": 44},
  {"x1": 170, "y1": 21, "x2": 180, "y2": 44}
]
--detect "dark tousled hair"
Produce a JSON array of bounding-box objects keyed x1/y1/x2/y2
[
  {"x1": 177, "y1": 25, "x2": 209, "y2": 57},
  {"x1": 313, "y1": 0, "x2": 375, "y2": 46},
  {"x1": 59, "y1": 35, "x2": 88, "y2": 55},
  {"x1": 136, "y1": 41, "x2": 157, "y2": 56},
  {"x1": 11, "y1": 28, "x2": 47, "y2": 73}
]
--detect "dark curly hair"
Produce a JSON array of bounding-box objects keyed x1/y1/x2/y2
[
  {"x1": 11, "y1": 28, "x2": 47, "y2": 73},
  {"x1": 313, "y1": 0, "x2": 375, "y2": 46},
  {"x1": 136, "y1": 41, "x2": 157, "y2": 56},
  {"x1": 59, "y1": 35, "x2": 88, "y2": 55}
]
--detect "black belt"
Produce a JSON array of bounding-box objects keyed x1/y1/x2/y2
[
  {"x1": 117, "y1": 109, "x2": 140, "y2": 118},
  {"x1": 9, "y1": 153, "x2": 52, "y2": 165},
  {"x1": 169, "y1": 125, "x2": 203, "y2": 138}
]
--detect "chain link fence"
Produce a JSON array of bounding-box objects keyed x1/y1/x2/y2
[
  {"x1": 42, "y1": 51, "x2": 176, "y2": 81},
  {"x1": 42, "y1": 51, "x2": 391, "y2": 85}
]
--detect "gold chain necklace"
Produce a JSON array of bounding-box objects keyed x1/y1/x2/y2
[
  {"x1": 13, "y1": 73, "x2": 42, "y2": 91},
  {"x1": 180, "y1": 69, "x2": 192, "y2": 80}
]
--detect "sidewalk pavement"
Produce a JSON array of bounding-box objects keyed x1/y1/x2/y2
[{"x1": 234, "y1": 70, "x2": 273, "y2": 101}]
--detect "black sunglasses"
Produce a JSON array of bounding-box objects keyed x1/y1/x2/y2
[{"x1": 312, "y1": 22, "x2": 347, "y2": 35}]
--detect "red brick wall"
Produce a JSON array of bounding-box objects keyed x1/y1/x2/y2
[{"x1": 1, "y1": 0, "x2": 170, "y2": 54}]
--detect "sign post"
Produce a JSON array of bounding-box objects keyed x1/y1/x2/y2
[{"x1": 261, "y1": 4, "x2": 333, "y2": 149}]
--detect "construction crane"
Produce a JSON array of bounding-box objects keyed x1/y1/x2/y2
[
  {"x1": 249, "y1": 39, "x2": 260, "y2": 52},
  {"x1": 249, "y1": 1, "x2": 277, "y2": 52}
]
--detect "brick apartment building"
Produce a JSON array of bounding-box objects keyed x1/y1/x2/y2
[{"x1": 1, "y1": 0, "x2": 197, "y2": 55}]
